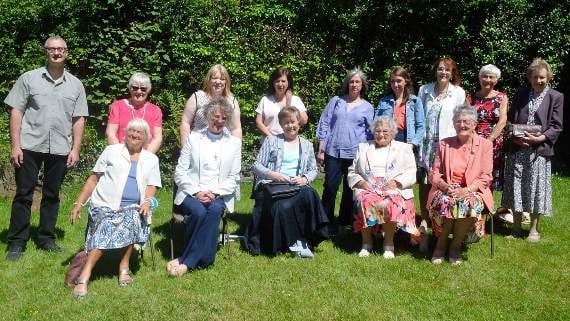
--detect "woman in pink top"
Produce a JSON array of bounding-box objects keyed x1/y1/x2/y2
[
  {"x1": 427, "y1": 104, "x2": 494, "y2": 265},
  {"x1": 106, "y1": 72, "x2": 163, "y2": 153}
]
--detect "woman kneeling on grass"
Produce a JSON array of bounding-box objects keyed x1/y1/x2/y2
[
  {"x1": 348, "y1": 116, "x2": 420, "y2": 259},
  {"x1": 428, "y1": 104, "x2": 494, "y2": 265},
  {"x1": 69, "y1": 119, "x2": 161, "y2": 298}
]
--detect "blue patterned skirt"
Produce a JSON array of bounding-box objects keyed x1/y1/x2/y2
[{"x1": 85, "y1": 206, "x2": 150, "y2": 251}]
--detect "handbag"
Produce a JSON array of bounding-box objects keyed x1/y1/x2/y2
[
  {"x1": 65, "y1": 250, "x2": 88, "y2": 288},
  {"x1": 263, "y1": 182, "x2": 301, "y2": 200},
  {"x1": 263, "y1": 140, "x2": 303, "y2": 200},
  {"x1": 508, "y1": 123, "x2": 541, "y2": 138}
]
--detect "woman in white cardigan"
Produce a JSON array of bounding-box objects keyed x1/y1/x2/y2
[
  {"x1": 348, "y1": 116, "x2": 420, "y2": 259},
  {"x1": 168, "y1": 97, "x2": 241, "y2": 277}
]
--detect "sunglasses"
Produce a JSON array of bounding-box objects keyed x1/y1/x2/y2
[{"x1": 130, "y1": 86, "x2": 148, "y2": 92}]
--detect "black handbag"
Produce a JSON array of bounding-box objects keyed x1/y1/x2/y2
[
  {"x1": 262, "y1": 141, "x2": 303, "y2": 200},
  {"x1": 263, "y1": 182, "x2": 301, "y2": 200}
]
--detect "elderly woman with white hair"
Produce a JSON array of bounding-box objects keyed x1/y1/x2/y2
[
  {"x1": 466, "y1": 64, "x2": 508, "y2": 194},
  {"x1": 502, "y1": 58, "x2": 564, "y2": 243},
  {"x1": 69, "y1": 118, "x2": 162, "y2": 297},
  {"x1": 168, "y1": 97, "x2": 241, "y2": 277},
  {"x1": 428, "y1": 105, "x2": 494, "y2": 265},
  {"x1": 348, "y1": 116, "x2": 420, "y2": 259},
  {"x1": 106, "y1": 72, "x2": 163, "y2": 153}
]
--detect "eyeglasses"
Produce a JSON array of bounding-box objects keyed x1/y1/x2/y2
[
  {"x1": 130, "y1": 86, "x2": 148, "y2": 92},
  {"x1": 45, "y1": 47, "x2": 67, "y2": 53}
]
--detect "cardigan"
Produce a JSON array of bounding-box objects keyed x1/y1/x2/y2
[{"x1": 507, "y1": 87, "x2": 564, "y2": 157}]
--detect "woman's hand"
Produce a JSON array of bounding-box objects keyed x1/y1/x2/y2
[
  {"x1": 522, "y1": 132, "x2": 546, "y2": 145},
  {"x1": 195, "y1": 191, "x2": 216, "y2": 203},
  {"x1": 381, "y1": 180, "x2": 400, "y2": 191},
  {"x1": 448, "y1": 186, "x2": 470, "y2": 199},
  {"x1": 70, "y1": 203, "x2": 82, "y2": 225},
  {"x1": 267, "y1": 171, "x2": 291, "y2": 183},
  {"x1": 139, "y1": 202, "x2": 152, "y2": 217},
  {"x1": 290, "y1": 176, "x2": 308, "y2": 186},
  {"x1": 355, "y1": 180, "x2": 374, "y2": 192},
  {"x1": 316, "y1": 151, "x2": 325, "y2": 165}
]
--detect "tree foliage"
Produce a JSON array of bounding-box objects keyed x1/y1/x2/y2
[{"x1": 1, "y1": 0, "x2": 569, "y2": 180}]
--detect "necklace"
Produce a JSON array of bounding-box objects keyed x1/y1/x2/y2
[{"x1": 127, "y1": 99, "x2": 147, "y2": 120}]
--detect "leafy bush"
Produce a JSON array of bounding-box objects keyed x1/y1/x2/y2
[{"x1": 1, "y1": 0, "x2": 569, "y2": 183}]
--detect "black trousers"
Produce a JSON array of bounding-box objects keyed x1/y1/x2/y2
[
  {"x1": 7, "y1": 150, "x2": 67, "y2": 247},
  {"x1": 321, "y1": 155, "x2": 354, "y2": 226}
]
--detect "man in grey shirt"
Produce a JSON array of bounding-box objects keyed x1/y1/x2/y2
[{"x1": 4, "y1": 36, "x2": 89, "y2": 261}]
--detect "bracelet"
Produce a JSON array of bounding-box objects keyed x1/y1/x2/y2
[{"x1": 73, "y1": 202, "x2": 84, "y2": 207}]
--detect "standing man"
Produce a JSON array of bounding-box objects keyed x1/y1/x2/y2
[{"x1": 4, "y1": 36, "x2": 89, "y2": 261}]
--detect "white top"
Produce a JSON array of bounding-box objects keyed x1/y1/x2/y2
[
  {"x1": 368, "y1": 146, "x2": 390, "y2": 178},
  {"x1": 417, "y1": 82, "x2": 466, "y2": 140},
  {"x1": 255, "y1": 94, "x2": 306, "y2": 135},
  {"x1": 198, "y1": 131, "x2": 224, "y2": 190},
  {"x1": 90, "y1": 144, "x2": 162, "y2": 209}
]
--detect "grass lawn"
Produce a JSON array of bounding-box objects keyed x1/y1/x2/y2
[{"x1": 0, "y1": 177, "x2": 569, "y2": 321}]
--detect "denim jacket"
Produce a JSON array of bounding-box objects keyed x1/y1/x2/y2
[{"x1": 374, "y1": 94, "x2": 425, "y2": 146}]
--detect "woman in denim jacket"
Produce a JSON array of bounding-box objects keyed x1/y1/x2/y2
[{"x1": 375, "y1": 66, "x2": 425, "y2": 149}]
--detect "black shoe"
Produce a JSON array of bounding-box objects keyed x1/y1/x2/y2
[
  {"x1": 6, "y1": 245, "x2": 24, "y2": 261},
  {"x1": 39, "y1": 242, "x2": 63, "y2": 253}
]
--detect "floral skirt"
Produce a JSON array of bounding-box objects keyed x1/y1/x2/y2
[
  {"x1": 353, "y1": 180, "x2": 420, "y2": 242},
  {"x1": 428, "y1": 189, "x2": 485, "y2": 240},
  {"x1": 85, "y1": 206, "x2": 150, "y2": 251}
]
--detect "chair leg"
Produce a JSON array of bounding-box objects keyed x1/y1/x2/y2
[
  {"x1": 490, "y1": 213, "x2": 494, "y2": 258},
  {"x1": 170, "y1": 218, "x2": 175, "y2": 260},
  {"x1": 149, "y1": 229, "x2": 156, "y2": 271}
]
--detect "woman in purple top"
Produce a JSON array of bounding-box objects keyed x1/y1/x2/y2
[{"x1": 316, "y1": 67, "x2": 374, "y2": 228}]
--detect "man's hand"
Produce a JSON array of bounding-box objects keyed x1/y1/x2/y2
[
  {"x1": 11, "y1": 146, "x2": 23, "y2": 168},
  {"x1": 67, "y1": 149, "x2": 80, "y2": 168}
]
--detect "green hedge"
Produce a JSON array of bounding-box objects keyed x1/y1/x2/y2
[{"x1": 1, "y1": 0, "x2": 569, "y2": 182}]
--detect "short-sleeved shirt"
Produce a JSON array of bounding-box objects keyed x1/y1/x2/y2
[
  {"x1": 4, "y1": 66, "x2": 89, "y2": 155},
  {"x1": 107, "y1": 99, "x2": 163, "y2": 142},
  {"x1": 255, "y1": 95, "x2": 306, "y2": 135}
]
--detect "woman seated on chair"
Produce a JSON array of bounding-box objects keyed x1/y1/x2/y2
[
  {"x1": 348, "y1": 116, "x2": 420, "y2": 259},
  {"x1": 246, "y1": 106, "x2": 328, "y2": 258},
  {"x1": 167, "y1": 97, "x2": 241, "y2": 276},
  {"x1": 69, "y1": 118, "x2": 161, "y2": 298},
  {"x1": 428, "y1": 104, "x2": 494, "y2": 265}
]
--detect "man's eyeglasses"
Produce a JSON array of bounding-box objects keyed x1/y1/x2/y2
[
  {"x1": 45, "y1": 47, "x2": 67, "y2": 53},
  {"x1": 130, "y1": 86, "x2": 148, "y2": 92}
]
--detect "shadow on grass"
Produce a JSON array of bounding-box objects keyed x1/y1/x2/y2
[
  {"x1": 0, "y1": 226, "x2": 65, "y2": 248},
  {"x1": 151, "y1": 211, "x2": 251, "y2": 261}
]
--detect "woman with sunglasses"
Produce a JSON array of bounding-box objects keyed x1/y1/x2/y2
[{"x1": 106, "y1": 72, "x2": 163, "y2": 153}]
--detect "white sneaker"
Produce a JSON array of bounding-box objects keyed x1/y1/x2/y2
[
  {"x1": 431, "y1": 256, "x2": 444, "y2": 265},
  {"x1": 383, "y1": 250, "x2": 395, "y2": 259},
  {"x1": 449, "y1": 257, "x2": 463, "y2": 265},
  {"x1": 358, "y1": 248, "x2": 370, "y2": 257}
]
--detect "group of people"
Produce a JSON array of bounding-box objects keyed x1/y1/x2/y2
[{"x1": 3, "y1": 37, "x2": 564, "y2": 298}]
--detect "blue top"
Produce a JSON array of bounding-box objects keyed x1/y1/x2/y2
[
  {"x1": 316, "y1": 96, "x2": 374, "y2": 159},
  {"x1": 375, "y1": 94, "x2": 425, "y2": 146},
  {"x1": 280, "y1": 142, "x2": 300, "y2": 177},
  {"x1": 120, "y1": 160, "x2": 140, "y2": 207}
]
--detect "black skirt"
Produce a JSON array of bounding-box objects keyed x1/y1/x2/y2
[{"x1": 246, "y1": 185, "x2": 329, "y2": 255}]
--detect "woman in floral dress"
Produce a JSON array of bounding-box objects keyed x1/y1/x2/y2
[
  {"x1": 502, "y1": 58, "x2": 564, "y2": 243},
  {"x1": 467, "y1": 64, "x2": 508, "y2": 191}
]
